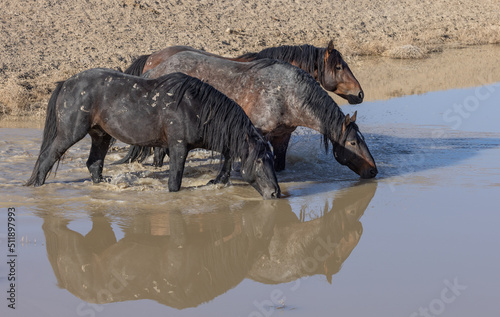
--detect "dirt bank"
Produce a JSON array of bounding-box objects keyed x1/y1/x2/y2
[{"x1": 1, "y1": 0, "x2": 500, "y2": 117}]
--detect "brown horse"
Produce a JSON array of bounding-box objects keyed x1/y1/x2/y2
[
  {"x1": 117, "y1": 51, "x2": 377, "y2": 179},
  {"x1": 124, "y1": 41, "x2": 364, "y2": 104}
]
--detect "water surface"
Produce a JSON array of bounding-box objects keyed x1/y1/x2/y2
[{"x1": 1, "y1": 46, "x2": 500, "y2": 317}]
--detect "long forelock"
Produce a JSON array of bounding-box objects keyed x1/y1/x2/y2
[
  {"x1": 241, "y1": 129, "x2": 269, "y2": 170},
  {"x1": 316, "y1": 47, "x2": 343, "y2": 87},
  {"x1": 340, "y1": 122, "x2": 360, "y2": 144},
  {"x1": 326, "y1": 48, "x2": 343, "y2": 69}
]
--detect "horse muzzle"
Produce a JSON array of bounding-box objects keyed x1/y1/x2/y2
[
  {"x1": 259, "y1": 184, "x2": 281, "y2": 200},
  {"x1": 263, "y1": 188, "x2": 281, "y2": 199},
  {"x1": 347, "y1": 161, "x2": 378, "y2": 179},
  {"x1": 346, "y1": 90, "x2": 364, "y2": 104},
  {"x1": 360, "y1": 166, "x2": 378, "y2": 179}
]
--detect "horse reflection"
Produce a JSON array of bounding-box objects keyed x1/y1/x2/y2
[
  {"x1": 42, "y1": 201, "x2": 276, "y2": 309},
  {"x1": 41, "y1": 182, "x2": 377, "y2": 309},
  {"x1": 248, "y1": 181, "x2": 377, "y2": 284}
]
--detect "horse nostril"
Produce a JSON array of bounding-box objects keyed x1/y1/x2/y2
[
  {"x1": 370, "y1": 168, "x2": 378, "y2": 177},
  {"x1": 358, "y1": 90, "x2": 364, "y2": 100}
]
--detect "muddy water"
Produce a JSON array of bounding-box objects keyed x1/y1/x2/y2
[{"x1": 1, "y1": 46, "x2": 500, "y2": 316}]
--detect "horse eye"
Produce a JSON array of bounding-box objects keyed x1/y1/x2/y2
[
  {"x1": 335, "y1": 65, "x2": 342, "y2": 70},
  {"x1": 350, "y1": 141, "x2": 356, "y2": 146}
]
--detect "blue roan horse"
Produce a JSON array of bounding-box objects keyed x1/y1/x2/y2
[
  {"x1": 117, "y1": 51, "x2": 378, "y2": 179},
  {"x1": 26, "y1": 70, "x2": 280, "y2": 199}
]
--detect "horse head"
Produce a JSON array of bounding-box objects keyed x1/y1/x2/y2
[
  {"x1": 321, "y1": 41, "x2": 364, "y2": 104},
  {"x1": 332, "y1": 111, "x2": 378, "y2": 178},
  {"x1": 241, "y1": 131, "x2": 281, "y2": 199}
]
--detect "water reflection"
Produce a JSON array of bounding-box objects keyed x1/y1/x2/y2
[
  {"x1": 40, "y1": 181, "x2": 377, "y2": 309},
  {"x1": 248, "y1": 181, "x2": 377, "y2": 284}
]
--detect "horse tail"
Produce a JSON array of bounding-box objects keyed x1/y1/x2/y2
[
  {"x1": 123, "y1": 54, "x2": 150, "y2": 76},
  {"x1": 111, "y1": 145, "x2": 151, "y2": 165},
  {"x1": 25, "y1": 81, "x2": 65, "y2": 186}
]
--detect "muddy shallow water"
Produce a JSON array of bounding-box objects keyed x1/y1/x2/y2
[{"x1": 1, "y1": 46, "x2": 500, "y2": 316}]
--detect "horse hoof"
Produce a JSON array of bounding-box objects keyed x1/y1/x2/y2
[{"x1": 91, "y1": 176, "x2": 103, "y2": 184}]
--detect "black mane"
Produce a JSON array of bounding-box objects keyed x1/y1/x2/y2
[
  {"x1": 235, "y1": 57, "x2": 285, "y2": 72},
  {"x1": 153, "y1": 72, "x2": 260, "y2": 161},
  {"x1": 228, "y1": 56, "x2": 348, "y2": 151},
  {"x1": 238, "y1": 44, "x2": 343, "y2": 85},
  {"x1": 290, "y1": 68, "x2": 347, "y2": 151}
]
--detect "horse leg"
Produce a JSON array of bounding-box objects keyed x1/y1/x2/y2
[
  {"x1": 270, "y1": 133, "x2": 292, "y2": 172},
  {"x1": 167, "y1": 143, "x2": 188, "y2": 192},
  {"x1": 208, "y1": 153, "x2": 232, "y2": 185},
  {"x1": 153, "y1": 147, "x2": 169, "y2": 167},
  {"x1": 87, "y1": 129, "x2": 113, "y2": 183},
  {"x1": 28, "y1": 130, "x2": 88, "y2": 186},
  {"x1": 137, "y1": 146, "x2": 153, "y2": 163}
]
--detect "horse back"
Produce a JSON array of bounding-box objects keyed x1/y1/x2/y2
[
  {"x1": 58, "y1": 69, "x2": 194, "y2": 147},
  {"x1": 148, "y1": 52, "x2": 298, "y2": 131},
  {"x1": 145, "y1": 46, "x2": 247, "y2": 73}
]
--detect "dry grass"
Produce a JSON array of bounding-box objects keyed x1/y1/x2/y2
[
  {"x1": 384, "y1": 45, "x2": 426, "y2": 59},
  {"x1": 0, "y1": 76, "x2": 53, "y2": 119}
]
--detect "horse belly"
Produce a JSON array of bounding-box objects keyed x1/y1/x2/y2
[{"x1": 96, "y1": 101, "x2": 167, "y2": 147}]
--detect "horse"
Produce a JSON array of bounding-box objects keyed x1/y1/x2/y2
[
  {"x1": 25, "y1": 69, "x2": 281, "y2": 199},
  {"x1": 124, "y1": 41, "x2": 364, "y2": 104},
  {"x1": 118, "y1": 51, "x2": 378, "y2": 179},
  {"x1": 118, "y1": 42, "x2": 364, "y2": 166}
]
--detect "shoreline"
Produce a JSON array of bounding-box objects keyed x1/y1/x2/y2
[{"x1": 2, "y1": 44, "x2": 499, "y2": 124}]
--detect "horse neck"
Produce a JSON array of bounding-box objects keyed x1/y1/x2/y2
[
  {"x1": 285, "y1": 45, "x2": 325, "y2": 83},
  {"x1": 291, "y1": 79, "x2": 345, "y2": 145}
]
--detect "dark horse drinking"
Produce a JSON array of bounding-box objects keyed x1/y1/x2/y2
[
  {"x1": 118, "y1": 51, "x2": 377, "y2": 179},
  {"x1": 124, "y1": 41, "x2": 364, "y2": 104},
  {"x1": 25, "y1": 70, "x2": 281, "y2": 199}
]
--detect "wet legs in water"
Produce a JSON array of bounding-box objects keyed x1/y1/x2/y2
[
  {"x1": 155, "y1": 147, "x2": 231, "y2": 186},
  {"x1": 167, "y1": 143, "x2": 188, "y2": 192},
  {"x1": 87, "y1": 129, "x2": 113, "y2": 183},
  {"x1": 270, "y1": 133, "x2": 292, "y2": 172}
]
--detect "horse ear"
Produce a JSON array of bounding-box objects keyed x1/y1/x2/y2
[
  {"x1": 351, "y1": 111, "x2": 357, "y2": 123},
  {"x1": 327, "y1": 40, "x2": 335, "y2": 53},
  {"x1": 342, "y1": 114, "x2": 350, "y2": 133}
]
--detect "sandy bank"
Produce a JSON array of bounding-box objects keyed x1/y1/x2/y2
[{"x1": 1, "y1": 0, "x2": 500, "y2": 116}]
